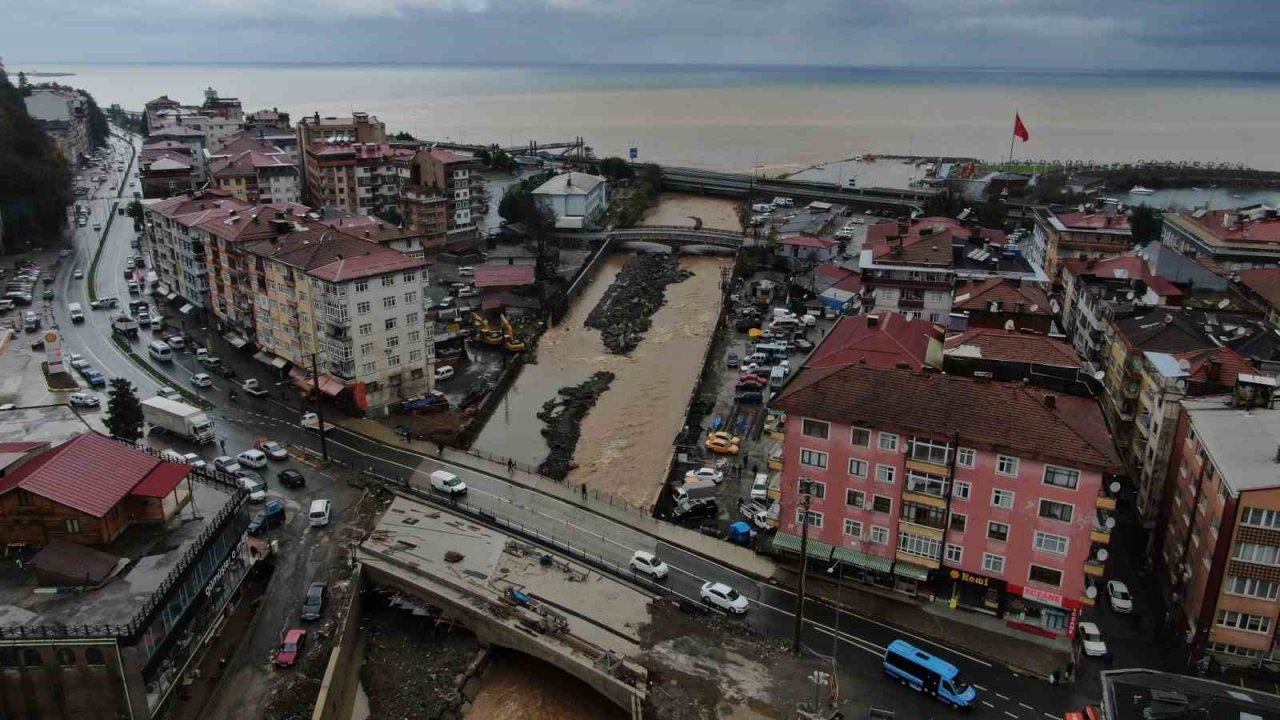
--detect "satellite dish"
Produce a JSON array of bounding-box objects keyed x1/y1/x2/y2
[
  {"x1": 1126, "y1": 291, "x2": 1135, "y2": 300},
  {"x1": 1085, "y1": 586, "x2": 1098, "y2": 599},
  {"x1": 1218, "y1": 298, "x2": 1230, "y2": 309},
  {"x1": 1096, "y1": 548, "x2": 1109, "y2": 562},
  {"x1": 1105, "y1": 517, "x2": 1117, "y2": 529},
  {"x1": 1093, "y1": 370, "x2": 1106, "y2": 381},
  {"x1": 1109, "y1": 481, "x2": 1121, "y2": 493}
]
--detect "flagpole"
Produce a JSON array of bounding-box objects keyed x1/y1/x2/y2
[{"x1": 1008, "y1": 112, "x2": 1017, "y2": 170}]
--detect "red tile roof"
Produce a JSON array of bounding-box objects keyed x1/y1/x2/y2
[
  {"x1": 1174, "y1": 347, "x2": 1255, "y2": 387},
  {"x1": 474, "y1": 265, "x2": 536, "y2": 288},
  {"x1": 867, "y1": 217, "x2": 1005, "y2": 267},
  {"x1": 815, "y1": 263, "x2": 853, "y2": 281},
  {"x1": 1051, "y1": 211, "x2": 1131, "y2": 232},
  {"x1": 773, "y1": 366, "x2": 1120, "y2": 471},
  {"x1": 1061, "y1": 254, "x2": 1183, "y2": 298},
  {"x1": 945, "y1": 329, "x2": 1082, "y2": 368},
  {"x1": 830, "y1": 273, "x2": 863, "y2": 294},
  {"x1": 953, "y1": 278, "x2": 1051, "y2": 314},
  {"x1": 780, "y1": 236, "x2": 838, "y2": 249},
  {"x1": 0, "y1": 442, "x2": 48, "y2": 453},
  {"x1": 1237, "y1": 268, "x2": 1280, "y2": 308},
  {"x1": 129, "y1": 462, "x2": 191, "y2": 498},
  {"x1": 426, "y1": 148, "x2": 470, "y2": 164},
  {"x1": 806, "y1": 313, "x2": 941, "y2": 371},
  {"x1": 1175, "y1": 209, "x2": 1280, "y2": 244},
  {"x1": 244, "y1": 227, "x2": 425, "y2": 283},
  {"x1": 0, "y1": 434, "x2": 191, "y2": 517}
]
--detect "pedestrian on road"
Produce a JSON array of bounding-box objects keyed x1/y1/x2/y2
[
  {"x1": 437, "y1": 443, "x2": 444, "y2": 457},
  {"x1": 581, "y1": 484, "x2": 588, "y2": 499},
  {"x1": 219, "y1": 438, "x2": 226, "y2": 453},
  {"x1": 507, "y1": 459, "x2": 514, "y2": 474}
]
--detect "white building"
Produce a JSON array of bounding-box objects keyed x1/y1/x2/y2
[{"x1": 531, "y1": 172, "x2": 608, "y2": 230}]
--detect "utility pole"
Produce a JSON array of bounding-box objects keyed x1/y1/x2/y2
[
  {"x1": 311, "y1": 352, "x2": 330, "y2": 461},
  {"x1": 793, "y1": 476, "x2": 813, "y2": 655}
]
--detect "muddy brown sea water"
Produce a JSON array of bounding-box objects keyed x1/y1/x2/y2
[{"x1": 465, "y1": 650, "x2": 626, "y2": 720}]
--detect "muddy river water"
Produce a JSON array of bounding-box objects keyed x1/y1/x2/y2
[{"x1": 472, "y1": 251, "x2": 729, "y2": 508}]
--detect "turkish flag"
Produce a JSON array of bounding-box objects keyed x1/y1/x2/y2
[{"x1": 1013, "y1": 113, "x2": 1030, "y2": 143}]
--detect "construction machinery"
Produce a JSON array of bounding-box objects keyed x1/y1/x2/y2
[
  {"x1": 501, "y1": 314, "x2": 526, "y2": 352},
  {"x1": 471, "y1": 312, "x2": 504, "y2": 346}
]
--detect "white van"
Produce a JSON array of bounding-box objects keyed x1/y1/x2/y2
[
  {"x1": 147, "y1": 341, "x2": 173, "y2": 362},
  {"x1": 429, "y1": 469, "x2": 467, "y2": 496},
  {"x1": 309, "y1": 499, "x2": 332, "y2": 527},
  {"x1": 750, "y1": 473, "x2": 770, "y2": 501},
  {"x1": 68, "y1": 303, "x2": 84, "y2": 323}
]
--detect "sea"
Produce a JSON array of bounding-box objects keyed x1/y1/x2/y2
[{"x1": 17, "y1": 63, "x2": 1280, "y2": 179}]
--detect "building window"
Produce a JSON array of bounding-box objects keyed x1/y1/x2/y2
[
  {"x1": 808, "y1": 481, "x2": 826, "y2": 500},
  {"x1": 991, "y1": 488, "x2": 1015, "y2": 509},
  {"x1": 945, "y1": 544, "x2": 963, "y2": 564},
  {"x1": 84, "y1": 648, "x2": 106, "y2": 667},
  {"x1": 996, "y1": 455, "x2": 1019, "y2": 477},
  {"x1": 878, "y1": 432, "x2": 899, "y2": 452},
  {"x1": 357, "y1": 301, "x2": 371, "y2": 315},
  {"x1": 1227, "y1": 576, "x2": 1280, "y2": 600},
  {"x1": 948, "y1": 512, "x2": 967, "y2": 533},
  {"x1": 57, "y1": 648, "x2": 76, "y2": 667},
  {"x1": 387, "y1": 355, "x2": 401, "y2": 367},
  {"x1": 898, "y1": 531, "x2": 941, "y2": 560},
  {"x1": 1241, "y1": 508, "x2": 1280, "y2": 530},
  {"x1": 1217, "y1": 611, "x2": 1272, "y2": 634},
  {"x1": 952, "y1": 481, "x2": 971, "y2": 501},
  {"x1": 910, "y1": 438, "x2": 951, "y2": 465},
  {"x1": 64, "y1": 519, "x2": 81, "y2": 534},
  {"x1": 362, "y1": 362, "x2": 376, "y2": 374},
  {"x1": 360, "y1": 342, "x2": 374, "y2": 355},
  {"x1": 1234, "y1": 543, "x2": 1280, "y2": 565},
  {"x1": 848, "y1": 459, "x2": 868, "y2": 478},
  {"x1": 406, "y1": 312, "x2": 419, "y2": 325},
  {"x1": 382, "y1": 296, "x2": 397, "y2": 309},
  {"x1": 359, "y1": 323, "x2": 373, "y2": 336},
  {"x1": 795, "y1": 510, "x2": 823, "y2": 529},
  {"x1": 385, "y1": 318, "x2": 398, "y2": 330},
  {"x1": 403, "y1": 272, "x2": 416, "y2": 282},
  {"x1": 1028, "y1": 564, "x2": 1063, "y2": 588},
  {"x1": 386, "y1": 336, "x2": 399, "y2": 349},
  {"x1": 404, "y1": 291, "x2": 417, "y2": 304},
  {"x1": 382, "y1": 276, "x2": 395, "y2": 287},
  {"x1": 876, "y1": 465, "x2": 896, "y2": 484},
  {"x1": 870, "y1": 526, "x2": 889, "y2": 544},
  {"x1": 872, "y1": 495, "x2": 892, "y2": 514},
  {"x1": 1034, "y1": 531, "x2": 1069, "y2": 556},
  {"x1": 802, "y1": 419, "x2": 830, "y2": 439},
  {"x1": 846, "y1": 489, "x2": 865, "y2": 508},
  {"x1": 1043, "y1": 465, "x2": 1080, "y2": 490},
  {"x1": 844, "y1": 519, "x2": 863, "y2": 538},
  {"x1": 355, "y1": 280, "x2": 369, "y2": 292},
  {"x1": 799, "y1": 449, "x2": 828, "y2": 469},
  {"x1": 408, "y1": 330, "x2": 421, "y2": 343},
  {"x1": 851, "y1": 427, "x2": 871, "y2": 447},
  {"x1": 410, "y1": 350, "x2": 422, "y2": 362},
  {"x1": 987, "y1": 521, "x2": 1010, "y2": 542},
  {"x1": 956, "y1": 448, "x2": 976, "y2": 469},
  {"x1": 1038, "y1": 499, "x2": 1074, "y2": 523},
  {"x1": 982, "y1": 553, "x2": 1005, "y2": 575}
]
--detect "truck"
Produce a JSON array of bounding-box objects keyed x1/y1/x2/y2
[
  {"x1": 300, "y1": 412, "x2": 334, "y2": 434},
  {"x1": 141, "y1": 396, "x2": 216, "y2": 444},
  {"x1": 672, "y1": 478, "x2": 718, "y2": 504},
  {"x1": 241, "y1": 378, "x2": 270, "y2": 397},
  {"x1": 112, "y1": 314, "x2": 139, "y2": 339}
]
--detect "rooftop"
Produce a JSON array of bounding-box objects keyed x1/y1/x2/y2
[
  {"x1": 1061, "y1": 254, "x2": 1183, "y2": 299},
  {"x1": 1047, "y1": 209, "x2": 1132, "y2": 235},
  {"x1": 945, "y1": 329, "x2": 1083, "y2": 368},
  {"x1": 1237, "y1": 267, "x2": 1280, "y2": 308},
  {"x1": 773, "y1": 365, "x2": 1120, "y2": 471},
  {"x1": 1183, "y1": 394, "x2": 1280, "y2": 493},
  {"x1": 243, "y1": 226, "x2": 424, "y2": 283},
  {"x1": 953, "y1": 277, "x2": 1051, "y2": 315},
  {"x1": 780, "y1": 235, "x2": 838, "y2": 250},
  {"x1": 866, "y1": 217, "x2": 1015, "y2": 270},
  {"x1": 805, "y1": 313, "x2": 941, "y2": 371},
  {"x1": 473, "y1": 264, "x2": 537, "y2": 288},
  {"x1": 1168, "y1": 205, "x2": 1280, "y2": 247},
  {"x1": 1112, "y1": 308, "x2": 1268, "y2": 355},
  {"x1": 1102, "y1": 668, "x2": 1280, "y2": 720},
  {"x1": 533, "y1": 172, "x2": 606, "y2": 196}
]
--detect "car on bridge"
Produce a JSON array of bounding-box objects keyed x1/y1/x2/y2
[
  {"x1": 629, "y1": 551, "x2": 669, "y2": 580},
  {"x1": 700, "y1": 582, "x2": 749, "y2": 614}
]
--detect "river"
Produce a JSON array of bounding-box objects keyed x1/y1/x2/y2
[
  {"x1": 465, "y1": 650, "x2": 626, "y2": 720},
  {"x1": 472, "y1": 251, "x2": 728, "y2": 508}
]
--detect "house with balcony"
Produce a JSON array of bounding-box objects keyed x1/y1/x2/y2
[
  {"x1": 1162, "y1": 205, "x2": 1280, "y2": 271},
  {"x1": 771, "y1": 364, "x2": 1121, "y2": 642},
  {"x1": 141, "y1": 190, "x2": 257, "y2": 316},
  {"x1": 531, "y1": 171, "x2": 608, "y2": 231}
]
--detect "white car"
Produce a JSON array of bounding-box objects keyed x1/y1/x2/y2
[
  {"x1": 181, "y1": 453, "x2": 207, "y2": 470},
  {"x1": 166, "y1": 335, "x2": 185, "y2": 351},
  {"x1": 258, "y1": 440, "x2": 288, "y2": 460},
  {"x1": 68, "y1": 353, "x2": 88, "y2": 370},
  {"x1": 237, "y1": 449, "x2": 268, "y2": 469},
  {"x1": 68, "y1": 392, "x2": 100, "y2": 408},
  {"x1": 238, "y1": 476, "x2": 267, "y2": 503},
  {"x1": 190, "y1": 373, "x2": 213, "y2": 388},
  {"x1": 629, "y1": 550, "x2": 670, "y2": 580},
  {"x1": 1107, "y1": 580, "x2": 1133, "y2": 614},
  {"x1": 213, "y1": 455, "x2": 242, "y2": 474},
  {"x1": 157, "y1": 386, "x2": 181, "y2": 401},
  {"x1": 73, "y1": 269, "x2": 84, "y2": 279},
  {"x1": 1077, "y1": 621, "x2": 1107, "y2": 657},
  {"x1": 700, "y1": 582, "x2": 749, "y2": 614},
  {"x1": 740, "y1": 362, "x2": 763, "y2": 375},
  {"x1": 435, "y1": 365, "x2": 454, "y2": 382},
  {"x1": 684, "y1": 467, "x2": 724, "y2": 484}
]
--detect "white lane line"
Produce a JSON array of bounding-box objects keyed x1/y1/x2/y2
[
  {"x1": 809, "y1": 624, "x2": 884, "y2": 657},
  {"x1": 1020, "y1": 703, "x2": 1035, "y2": 711},
  {"x1": 1044, "y1": 713, "x2": 1058, "y2": 720},
  {"x1": 982, "y1": 701, "x2": 995, "y2": 709},
  {"x1": 1004, "y1": 712, "x2": 1019, "y2": 719},
  {"x1": 973, "y1": 684, "x2": 988, "y2": 691}
]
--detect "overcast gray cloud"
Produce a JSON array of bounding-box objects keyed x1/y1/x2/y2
[{"x1": 2, "y1": 0, "x2": 1276, "y2": 69}]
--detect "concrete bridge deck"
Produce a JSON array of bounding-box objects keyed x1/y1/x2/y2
[{"x1": 357, "y1": 496, "x2": 648, "y2": 716}]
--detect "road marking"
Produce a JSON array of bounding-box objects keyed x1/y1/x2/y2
[
  {"x1": 1020, "y1": 703, "x2": 1035, "y2": 711},
  {"x1": 809, "y1": 624, "x2": 883, "y2": 657},
  {"x1": 1004, "y1": 713, "x2": 1019, "y2": 719},
  {"x1": 982, "y1": 701, "x2": 995, "y2": 709},
  {"x1": 972, "y1": 684, "x2": 988, "y2": 691},
  {"x1": 996, "y1": 692, "x2": 1009, "y2": 700},
  {"x1": 1044, "y1": 714, "x2": 1058, "y2": 720}
]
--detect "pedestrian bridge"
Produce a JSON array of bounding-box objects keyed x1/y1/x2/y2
[
  {"x1": 357, "y1": 496, "x2": 648, "y2": 718},
  {"x1": 607, "y1": 225, "x2": 751, "y2": 249}
]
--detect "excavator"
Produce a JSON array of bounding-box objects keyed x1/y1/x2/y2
[
  {"x1": 471, "y1": 312, "x2": 505, "y2": 347},
  {"x1": 501, "y1": 314, "x2": 526, "y2": 352}
]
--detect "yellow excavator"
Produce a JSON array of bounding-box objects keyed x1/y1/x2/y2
[
  {"x1": 471, "y1": 312, "x2": 504, "y2": 346},
  {"x1": 501, "y1": 314, "x2": 526, "y2": 352}
]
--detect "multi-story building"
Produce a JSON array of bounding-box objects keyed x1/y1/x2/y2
[
  {"x1": 1158, "y1": 377, "x2": 1280, "y2": 665},
  {"x1": 141, "y1": 190, "x2": 254, "y2": 312},
  {"x1": 317, "y1": 215, "x2": 436, "y2": 260},
  {"x1": 145, "y1": 125, "x2": 208, "y2": 179},
  {"x1": 24, "y1": 87, "x2": 90, "y2": 164},
  {"x1": 296, "y1": 111, "x2": 386, "y2": 149},
  {"x1": 1059, "y1": 255, "x2": 1183, "y2": 364},
  {"x1": 415, "y1": 148, "x2": 486, "y2": 237},
  {"x1": 1163, "y1": 205, "x2": 1280, "y2": 270},
  {"x1": 241, "y1": 227, "x2": 434, "y2": 410},
  {"x1": 138, "y1": 141, "x2": 199, "y2": 199},
  {"x1": 208, "y1": 149, "x2": 301, "y2": 205},
  {"x1": 1030, "y1": 207, "x2": 1133, "y2": 282},
  {"x1": 301, "y1": 141, "x2": 410, "y2": 217},
  {"x1": 859, "y1": 217, "x2": 1041, "y2": 324},
  {"x1": 944, "y1": 328, "x2": 1088, "y2": 394},
  {"x1": 1234, "y1": 268, "x2": 1280, "y2": 329},
  {"x1": 245, "y1": 107, "x2": 291, "y2": 131},
  {"x1": 772, "y1": 364, "x2": 1120, "y2": 637},
  {"x1": 951, "y1": 277, "x2": 1053, "y2": 333},
  {"x1": 531, "y1": 171, "x2": 609, "y2": 230}
]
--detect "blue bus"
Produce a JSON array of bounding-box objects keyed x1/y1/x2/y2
[{"x1": 883, "y1": 639, "x2": 977, "y2": 710}]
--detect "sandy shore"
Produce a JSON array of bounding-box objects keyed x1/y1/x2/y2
[{"x1": 641, "y1": 193, "x2": 742, "y2": 232}]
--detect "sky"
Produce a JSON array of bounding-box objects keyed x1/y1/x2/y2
[{"x1": 2, "y1": 0, "x2": 1277, "y2": 71}]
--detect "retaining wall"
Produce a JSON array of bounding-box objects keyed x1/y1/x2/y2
[{"x1": 310, "y1": 564, "x2": 365, "y2": 720}]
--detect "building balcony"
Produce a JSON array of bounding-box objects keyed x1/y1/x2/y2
[
  {"x1": 906, "y1": 456, "x2": 949, "y2": 477},
  {"x1": 1096, "y1": 487, "x2": 1118, "y2": 511},
  {"x1": 328, "y1": 361, "x2": 355, "y2": 380},
  {"x1": 902, "y1": 488, "x2": 948, "y2": 510},
  {"x1": 1092, "y1": 510, "x2": 1115, "y2": 544},
  {"x1": 1084, "y1": 558, "x2": 1106, "y2": 577},
  {"x1": 894, "y1": 551, "x2": 941, "y2": 570},
  {"x1": 897, "y1": 520, "x2": 944, "y2": 540}
]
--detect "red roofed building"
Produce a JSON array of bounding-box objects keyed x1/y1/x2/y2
[
  {"x1": 415, "y1": 148, "x2": 486, "y2": 236},
  {"x1": 945, "y1": 329, "x2": 1083, "y2": 370},
  {"x1": 953, "y1": 277, "x2": 1054, "y2": 333},
  {"x1": 473, "y1": 264, "x2": 536, "y2": 290},
  {"x1": 301, "y1": 139, "x2": 413, "y2": 217},
  {"x1": 772, "y1": 363, "x2": 1120, "y2": 625},
  {"x1": 778, "y1": 236, "x2": 839, "y2": 264},
  {"x1": 1163, "y1": 205, "x2": 1280, "y2": 270},
  {"x1": 1059, "y1": 254, "x2": 1184, "y2": 363},
  {"x1": 1235, "y1": 268, "x2": 1280, "y2": 328},
  {"x1": 0, "y1": 433, "x2": 192, "y2": 546},
  {"x1": 806, "y1": 313, "x2": 943, "y2": 371},
  {"x1": 1032, "y1": 207, "x2": 1132, "y2": 282}
]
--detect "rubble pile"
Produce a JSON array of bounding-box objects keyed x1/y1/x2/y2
[
  {"x1": 537, "y1": 371, "x2": 615, "y2": 479},
  {"x1": 585, "y1": 252, "x2": 693, "y2": 354}
]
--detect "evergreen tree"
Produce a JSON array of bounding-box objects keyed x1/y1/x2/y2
[
  {"x1": 16, "y1": 72, "x2": 30, "y2": 95},
  {"x1": 104, "y1": 378, "x2": 144, "y2": 443},
  {"x1": 0, "y1": 67, "x2": 73, "y2": 248}
]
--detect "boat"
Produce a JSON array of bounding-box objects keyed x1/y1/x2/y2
[{"x1": 1129, "y1": 186, "x2": 1155, "y2": 195}]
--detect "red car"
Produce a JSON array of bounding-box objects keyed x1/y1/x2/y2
[
  {"x1": 275, "y1": 628, "x2": 307, "y2": 668},
  {"x1": 738, "y1": 373, "x2": 768, "y2": 386}
]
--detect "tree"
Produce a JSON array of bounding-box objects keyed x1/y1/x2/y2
[
  {"x1": 596, "y1": 156, "x2": 634, "y2": 182},
  {"x1": 104, "y1": 378, "x2": 144, "y2": 442},
  {"x1": 80, "y1": 90, "x2": 110, "y2": 150},
  {"x1": 498, "y1": 180, "x2": 532, "y2": 223},
  {"x1": 973, "y1": 199, "x2": 1008, "y2": 230},
  {"x1": 16, "y1": 72, "x2": 30, "y2": 96},
  {"x1": 1130, "y1": 205, "x2": 1162, "y2": 245},
  {"x1": 0, "y1": 67, "x2": 73, "y2": 248},
  {"x1": 391, "y1": 131, "x2": 417, "y2": 142}
]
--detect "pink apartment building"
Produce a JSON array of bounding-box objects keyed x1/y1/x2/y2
[{"x1": 772, "y1": 364, "x2": 1121, "y2": 639}]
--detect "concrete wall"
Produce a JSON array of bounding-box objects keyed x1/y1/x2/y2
[
  {"x1": 311, "y1": 564, "x2": 364, "y2": 720},
  {"x1": 0, "y1": 641, "x2": 129, "y2": 720}
]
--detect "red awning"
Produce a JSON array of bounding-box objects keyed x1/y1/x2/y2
[
  {"x1": 129, "y1": 462, "x2": 191, "y2": 498},
  {"x1": 318, "y1": 376, "x2": 345, "y2": 396}
]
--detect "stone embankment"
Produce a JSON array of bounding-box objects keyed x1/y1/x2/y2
[
  {"x1": 585, "y1": 252, "x2": 692, "y2": 354},
  {"x1": 537, "y1": 371, "x2": 615, "y2": 480}
]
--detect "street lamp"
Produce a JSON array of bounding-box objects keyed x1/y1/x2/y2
[
  {"x1": 793, "y1": 475, "x2": 814, "y2": 656},
  {"x1": 827, "y1": 559, "x2": 842, "y2": 680}
]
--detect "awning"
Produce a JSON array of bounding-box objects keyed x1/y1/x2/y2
[
  {"x1": 166, "y1": 292, "x2": 178, "y2": 301},
  {"x1": 156, "y1": 284, "x2": 171, "y2": 296},
  {"x1": 318, "y1": 376, "x2": 345, "y2": 396},
  {"x1": 271, "y1": 357, "x2": 288, "y2": 370},
  {"x1": 225, "y1": 334, "x2": 248, "y2": 348},
  {"x1": 289, "y1": 367, "x2": 344, "y2": 396},
  {"x1": 893, "y1": 562, "x2": 931, "y2": 581},
  {"x1": 832, "y1": 547, "x2": 893, "y2": 574},
  {"x1": 772, "y1": 532, "x2": 833, "y2": 562},
  {"x1": 179, "y1": 303, "x2": 194, "y2": 315},
  {"x1": 253, "y1": 351, "x2": 273, "y2": 366}
]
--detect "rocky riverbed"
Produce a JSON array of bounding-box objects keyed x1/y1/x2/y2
[
  {"x1": 585, "y1": 252, "x2": 693, "y2": 354},
  {"x1": 537, "y1": 371, "x2": 615, "y2": 480}
]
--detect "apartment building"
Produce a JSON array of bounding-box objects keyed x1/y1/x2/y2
[
  {"x1": 208, "y1": 148, "x2": 300, "y2": 205},
  {"x1": 138, "y1": 142, "x2": 199, "y2": 199},
  {"x1": 145, "y1": 88, "x2": 245, "y2": 156},
  {"x1": 1059, "y1": 255, "x2": 1183, "y2": 364},
  {"x1": 415, "y1": 148, "x2": 486, "y2": 236},
  {"x1": 141, "y1": 190, "x2": 255, "y2": 312},
  {"x1": 301, "y1": 141, "x2": 410, "y2": 216},
  {"x1": 23, "y1": 87, "x2": 90, "y2": 164},
  {"x1": 772, "y1": 364, "x2": 1120, "y2": 638},
  {"x1": 1234, "y1": 268, "x2": 1280, "y2": 329},
  {"x1": 951, "y1": 277, "x2": 1053, "y2": 333},
  {"x1": 1158, "y1": 377, "x2": 1280, "y2": 665},
  {"x1": 393, "y1": 152, "x2": 449, "y2": 254},
  {"x1": 318, "y1": 215, "x2": 436, "y2": 260},
  {"x1": 859, "y1": 217, "x2": 1042, "y2": 324},
  {"x1": 241, "y1": 228, "x2": 434, "y2": 410},
  {"x1": 1163, "y1": 206, "x2": 1280, "y2": 270},
  {"x1": 296, "y1": 111, "x2": 386, "y2": 149},
  {"x1": 1031, "y1": 207, "x2": 1133, "y2": 282}
]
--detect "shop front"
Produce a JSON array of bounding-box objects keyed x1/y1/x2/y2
[
  {"x1": 943, "y1": 567, "x2": 1006, "y2": 616},
  {"x1": 1003, "y1": 584, "x2": 1081, "y2": 641}
]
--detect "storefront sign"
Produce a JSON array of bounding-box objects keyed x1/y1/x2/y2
[
  {"x1": 949, "y1": 568, "x2": 1006, "y2": 592},
  {"x1": 1067, "y1": 607, "x2": 1081, "y2": 638},
  {"x1": 1020, "y1": 585, "x2": 1065, "y2": 608}
]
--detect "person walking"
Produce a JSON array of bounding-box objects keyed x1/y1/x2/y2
[
  {"x1": 507, "y1": 459, "x2": 515, "y2": 474},
  {"x1": 581, "y1": 484, "x2": 588, "y2": 499},
  {"x1": 437, "y1": 443, "x2": 444, "y2": 457}
]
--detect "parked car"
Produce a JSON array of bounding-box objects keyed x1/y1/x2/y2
[
  {"x1": 166, "y1": 335, "x2": 185, "y2": 350},
  {"x1": 705, "y1": 437, "x2": 740, "y2": 455},
  {"x1": 157, "y1": 386, "x2": 181, "y2": 401},
  {"x1": 629, "y1": 550, "x2": 669, "y2": 580},
  {"x1": 213, "y1": 455, "x2": 242, "y2": 474},
  {"x1": 238, "y1": 476, "x2": 267, "y2": 503},
  {"x1": 248, "y1": 499, "x2": 285, "y2": 534},
  {"x1": 671, "y1": 497, "x2": 718, "y2": 523},
  {"x1": 68, "y1": 393, "x2": 100, "y2": 408},
  {"x1": 257, "y1": 440, "x2": 289, "y2": 460},
  {"x1": 68, "y1": 353, "x2": 88, "y2": 370},
  {"x1": 1077, "y1": 621, "x2": 1107, "y2": 657},
  {"x1": 190, "y1": 373, "x2": 213, "y2": 388},
  {"x1": 684, "y1": 467, "x2": 724, "y2": 484},
  {"x1": 726, "y1": 353, "x2": 739, "y2": 368},
  {"x1": 82, "y1": 370, "x2": 106, "y2": 388},
  {"x1": 700, "y1": 582, "x2": 749, "y2": 614},
  {"x1": 429, "y1": 469, "x2": 467, "y2": 496},
  {"x1": 181, "y1": 453, "x2": 207, "y2": 470},
  {"x1": 275, "y1": 628, "x2": 307, "y2": 668},
  {"x1": 1106, "y1": 580, "x2": 1133, "y2": 614},
  {"x1": 278, "y1": 468, "x2": 306, "y2": 488},
  {"x1": 707, "y1": 431, "x2": 740, "y2": 446},
  {"x1": 301, "y1": 582, "x2": 327, "y2": 621},
  {"x1": 434, "y1": 365, "x2": 455, "y2": 382},
  {"x1": 237, "y1": 449, "x2": 268, "y2": 469}
]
